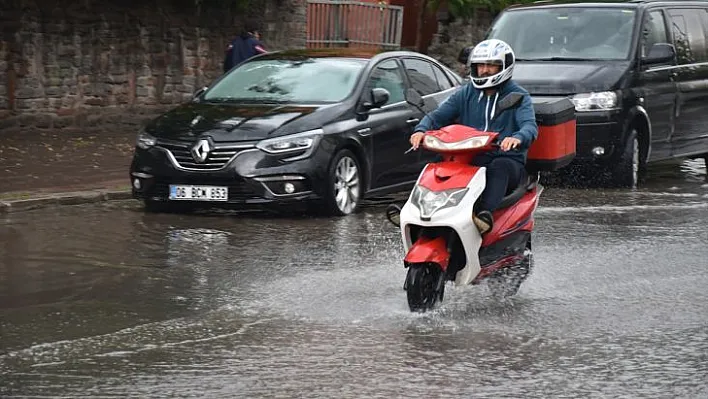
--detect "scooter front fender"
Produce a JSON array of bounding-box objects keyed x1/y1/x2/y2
[{"x1": 404, "y1": 236, "x2": 450, "y2": 271}]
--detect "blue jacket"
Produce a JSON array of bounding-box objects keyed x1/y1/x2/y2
[
  {"x1": 414, "y1": 80, "x2": 538, "y2": 165},
  {"x1": 223, "y1": 34, "x2": 266, "y2": 72}
]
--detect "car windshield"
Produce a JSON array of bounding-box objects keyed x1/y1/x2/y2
[
  {"x1": 203, "y1": 58, "x2": 366, "y2": 104},
  {"x1": 487, "y1": 7, "x2": 637, "y2": 61}
]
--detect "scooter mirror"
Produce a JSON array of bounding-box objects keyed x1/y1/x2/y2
[
  {"x1": 385, "y1": 203, "x2": 402, "y2": 227},
  {"x1": 457, "y1": 46, "x2": 473, "y2": 65},
  {"x1": 497, "y1": 92, "x2": 524, "y2": 112}
]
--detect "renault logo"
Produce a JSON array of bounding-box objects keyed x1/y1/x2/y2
[{"x1": 190, "y1": 139, "x2": 212, "y2": 163}]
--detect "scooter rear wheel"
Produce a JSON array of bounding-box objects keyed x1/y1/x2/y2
[
  {"x1": 405, "y1": 264, "x2": 445, "y2": 312},
  {"x1": 487, "y1": 245, "x2": 532, "y2": 299}
]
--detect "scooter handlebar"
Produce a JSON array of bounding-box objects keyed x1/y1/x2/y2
[
  {"x1": 491, "y1": 138, "x2": 522, "y2": 152},
  {"x1": 404, "y1": 130, "x2": 520, "y2": 154}
]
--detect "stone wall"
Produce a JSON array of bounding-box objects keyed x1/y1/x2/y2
[
  {"x1": 427, "y1": 9, "x2": 495, "y2": 75},
  {"x1": 0, "y1": 0, "x2": 307, "y2": 132}
]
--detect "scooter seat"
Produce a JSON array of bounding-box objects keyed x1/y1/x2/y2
[{"x1": 497, "y1": 173, "x2": 537, "y2": 210}]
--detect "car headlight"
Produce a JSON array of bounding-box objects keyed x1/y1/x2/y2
[
  {"x1": 256, "y1": 129, "x2": 323, "y2": 155},
  {"x1": 411, "y1": 185, "x2": 469, "y2": 219},
  {"x1": 423, "y1": 134, "x2": 490, "y2": 151},
  {"x1": 570, "y1": 91, "x2": 618, "y2": 111},
  {"x1": 136, "y1": 130, "x2": 157, "y2": 150}
]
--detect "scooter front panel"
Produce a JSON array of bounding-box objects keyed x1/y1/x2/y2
[{"x1": 398, "y1": 171, "x2": 485, "y2": 286}]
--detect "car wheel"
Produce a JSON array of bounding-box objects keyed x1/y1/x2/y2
[
  {"x1": 324, "y1": 149, "x2": 362, "y2": 216},
  {"x1": 612, "y1": 129, "x2": 644, "y2": 188}
]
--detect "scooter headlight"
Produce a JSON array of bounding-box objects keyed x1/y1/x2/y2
[
  {"x1": 423, "y1": 135, "x2": 490, "y2": 151},
  {"x1": 411, "y1": 186, "x2": 469, "y2": 219}
]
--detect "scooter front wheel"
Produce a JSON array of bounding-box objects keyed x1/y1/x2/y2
[{"x1": 405, "y1": 263, "x2": 445, "y2": 312}]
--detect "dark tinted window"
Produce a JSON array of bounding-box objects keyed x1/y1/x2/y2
[
  {"x1": 668, "y1": 9, "x2": 708, "y2": 64},
  {"x1": 642, "y1": 10, "x2": 669, "y2": 58},
  {"x1": 402, "y1": 58, "x2": 440, "y2": 96},
  {"x1": 366, "y1": 59, "x2": 406, "y2": 106},
  {"x1": 488, "y1": 7, "x2": 636, "y2": 60},
  {"x1": 432, "y1": 63, "x2": 453, "y2": 90}
]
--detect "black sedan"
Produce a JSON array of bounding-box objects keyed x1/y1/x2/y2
[{"x1": 129, "y1": 48, "x2": 463, "y2": 215}]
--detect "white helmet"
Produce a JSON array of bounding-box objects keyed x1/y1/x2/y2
[{"x1": 468, "y1": 39, "x2": 515, "y2": 90}]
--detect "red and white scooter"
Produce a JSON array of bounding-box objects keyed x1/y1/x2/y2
[{"x1": 387, "y1": 89, "x2": 575, "y2": 312}]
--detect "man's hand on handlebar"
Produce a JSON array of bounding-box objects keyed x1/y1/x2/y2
[
  {"x1": 409, "y1": 132, "x2": 425, "y2": 150},
  {"x1": 500, "y1": 137, "x2": 521, "y2": 151}
]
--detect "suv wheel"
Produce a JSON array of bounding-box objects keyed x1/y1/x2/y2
[{"x1": 612, "y1": 129, "x2": 644, "y2": 188}]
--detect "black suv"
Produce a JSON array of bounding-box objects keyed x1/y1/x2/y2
[
  {"x1": 479, "y1": 0, "x2": 708, "y2": 187},
  {"x1": 129, "y1": 49, "x2": 463, "y2": 215}
]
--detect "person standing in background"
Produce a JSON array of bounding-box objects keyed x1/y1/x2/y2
[{"x1": 223, "y1": 20, "x2": 267, "y2": 73}]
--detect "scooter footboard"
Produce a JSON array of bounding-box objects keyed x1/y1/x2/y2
[{"x1": 404, "y1": 236, "x2": 450, "y2": 271}]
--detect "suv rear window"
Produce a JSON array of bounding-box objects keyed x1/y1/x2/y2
[
  {"x1": 487, "y1": 7, "x2": 637, "y2": 61},
  {"x1": 668, "y1": 9, "x2": 708, "y2": 64}
]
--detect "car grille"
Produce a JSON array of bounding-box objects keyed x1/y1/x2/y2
[{"x1": 156, "y1": 140, "x2": 255, "y2": 171}]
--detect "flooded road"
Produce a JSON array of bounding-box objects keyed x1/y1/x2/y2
[{"x1": 1, "y1": 160, "x2": 707, "y2": 398}]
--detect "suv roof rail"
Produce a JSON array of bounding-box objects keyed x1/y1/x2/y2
[
  {"x1": 508, "y1": 0, "x2": 707, "y2": 10},
  {"x1": 528, "y1": 0, "x2": 707, "y2": 4}
]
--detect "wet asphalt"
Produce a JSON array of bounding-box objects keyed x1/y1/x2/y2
[{"x1": 1, "y1": 159, "x2": 707, "y2": 398}]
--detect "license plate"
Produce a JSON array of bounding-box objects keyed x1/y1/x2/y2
[{"x1": 169, "y1": 185, "x2": 228, "y2": 201}]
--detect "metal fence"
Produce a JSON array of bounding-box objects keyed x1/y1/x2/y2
[{"x1": 306, "y1": 0, "x2": 404, "y2": 50}]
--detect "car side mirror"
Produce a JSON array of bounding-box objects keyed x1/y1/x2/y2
[
  {"x1": 497, "y1": 92, "x2": 524, "y2": 113},
  {"x1": 642, "y1": 43, "x2": 676, "y2": 65},
  {"x1": 458, "y1": 46, "x2": 473, "y2": 65},
  {"x1": 361, "y1": 88, "x2": 390, "y2": 111}
]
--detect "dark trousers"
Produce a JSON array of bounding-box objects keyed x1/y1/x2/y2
[{"x1": 472, "y1": 155, "x2": 526, "y2": 213}]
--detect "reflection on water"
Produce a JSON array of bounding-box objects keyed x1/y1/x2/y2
[
  {"x1": 652, "y1": 158, "x2": 706, "y2": 184},
  {"x1": 1, "y1": 159, "x2": 707, "y2": 397}
]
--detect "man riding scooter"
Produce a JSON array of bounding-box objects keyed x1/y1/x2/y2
[{"x1": 409, "y1": 39, "x2": 538, "y2": 234}]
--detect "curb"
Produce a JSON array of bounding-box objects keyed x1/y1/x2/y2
[{"x1": 0, "y1": 189, "x2": 134, "y2": 214}]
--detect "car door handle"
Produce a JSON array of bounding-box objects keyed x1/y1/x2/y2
[
  {"x1": 357, "y1": 128, "x2": 372, "y2": 136},
  {"x1": 406, "y1": 118, "x2": 420, "y2": 125}
]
